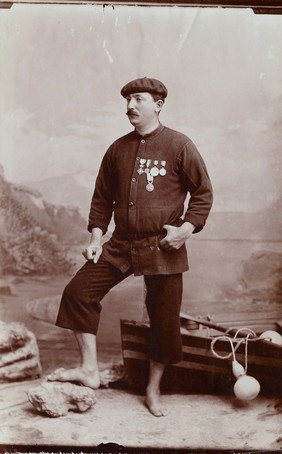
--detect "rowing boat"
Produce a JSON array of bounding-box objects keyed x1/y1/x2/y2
[{"x1": 120, "y1": 316, "x2": 282, "y2": 395}]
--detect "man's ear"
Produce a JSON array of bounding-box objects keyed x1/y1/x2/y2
[{"x1": 155, "y1": 99, "x2": 164, "y2": 113}]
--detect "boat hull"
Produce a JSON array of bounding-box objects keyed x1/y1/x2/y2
[{"x1": 120, "y1": 319, "x2": 282, "y2": 395}]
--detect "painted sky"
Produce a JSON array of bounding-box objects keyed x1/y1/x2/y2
[{"x1": 1, "y1": 4, "x2": 282, "y2": 212}]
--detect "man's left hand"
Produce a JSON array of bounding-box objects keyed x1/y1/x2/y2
[{"x1": 160, "y1": 222, "x2": 195, "y2": 251}]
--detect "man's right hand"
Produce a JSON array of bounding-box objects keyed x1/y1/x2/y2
[
  {"x1": 82, "y1": 227, "x2": 103, "y2": 264},
  {"x1": 82, "y1": 243, "x2": 103, "y2": 264}
]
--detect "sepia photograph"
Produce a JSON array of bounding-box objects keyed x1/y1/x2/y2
[{"x1": 0, "y1": 1, "x2": 282, "y2": 452}]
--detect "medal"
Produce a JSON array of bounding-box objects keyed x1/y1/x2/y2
[
  {"x1": 160, "y1": 160, "x2": 167, "y2": 176},
  {"x1": 146, "y1": 183, "x2": 154, "y2": 192},
  {"x1": 144, "y1": 160, "x2": 150, "y2": 174},
  {"x1": 150, "y1": 167, "x2": 159, "y2": 177},
  {"x1": 137, "y1": 158, "x2": 146, "y2": 175},
  {"x1": 136, "y1": 157, "x2": 165, "y2": 192},
  {"x1": 146, "y1": 172, "x2": 154, "y2": 192},
  {"x1": 150, "y1": 160, "x2": 159, "y2": 177}
]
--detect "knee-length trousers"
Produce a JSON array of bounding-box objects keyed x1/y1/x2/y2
[{"x1": 56, "y1": 256, "x2": 183, "y2": 364}]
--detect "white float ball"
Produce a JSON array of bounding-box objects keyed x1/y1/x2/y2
[
  {"x1": 259, "y1": 330, "x2": 282, "y2": 346},
  {"x1": 232, "y1": 360, "x2": 245, "y2": 379},
  {"x1": 233, "y1": 375, "x2": 260, "y2": 401}
]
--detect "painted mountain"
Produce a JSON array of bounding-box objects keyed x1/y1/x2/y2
[
  {"x1": 27, "y1": 170, "x2": 97, "y2": 219},
  {"x1": 0, "y1": 166, "x2": 87, "y2": 276}
]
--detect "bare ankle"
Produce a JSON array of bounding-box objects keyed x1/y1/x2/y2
[
  {"x1": 81, "y1": 365, "x2": 99, "y2": 374},
  {"x1": 146, "y1": 384, "x2": 160, "y2": 395}
]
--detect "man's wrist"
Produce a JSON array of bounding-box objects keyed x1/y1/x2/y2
[
  {"x1": 180, "y1": 222, "x2": 195, "y2": 237},
  {"x1": 90, "y1": 227, "x2": 103, "y2": 243}
]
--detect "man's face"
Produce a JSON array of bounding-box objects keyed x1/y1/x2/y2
[{"x1": 126, "y1": 92, "x2": 161, "y2": 128}]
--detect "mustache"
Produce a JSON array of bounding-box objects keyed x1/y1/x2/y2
[{"x1": 126, "y1": 110, "x2": 139, "y2": 116}]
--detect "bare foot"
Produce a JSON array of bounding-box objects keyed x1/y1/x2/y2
[
  {"x1": 46, "y1": 367, "x2": 100, "y2": 389},
  {"x1": 144, "y1": 387, "x2": 168, "y2": 417}
]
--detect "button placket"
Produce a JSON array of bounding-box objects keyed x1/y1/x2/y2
[{"x1": 128, "y1": 139, "x2": 147, "y2": 230}]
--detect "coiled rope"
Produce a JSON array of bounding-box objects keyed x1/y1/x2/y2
[{"x1": 210, "y1": 328, "x2": 257, "y2": 373}]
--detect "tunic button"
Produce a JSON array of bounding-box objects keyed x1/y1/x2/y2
[
  {"x1": 141, "y1": 139, "x2": 145, "y2": 144},
  {"x1": 132, "y1": 177, "x2": 136, "y2": 182},
  {"x1": 136, "y1": 156, "x2": 140, "y2": 161},
  {"x1": 129, "y1": 201, "x2": 134, "y2": 207}
]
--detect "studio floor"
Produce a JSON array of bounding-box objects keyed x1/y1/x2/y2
[{"x1": 0, "y1": 377, "x2": 281, "y2": 453}]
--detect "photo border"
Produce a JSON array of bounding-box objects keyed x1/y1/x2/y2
[
  {"x1": 0, "y1": 1, "x2": 281, "y2": 453},
  {"x1": 1, "y1": 0, "x2": 282, "y2": 14}
]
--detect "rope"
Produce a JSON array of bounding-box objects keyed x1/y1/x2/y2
[{"x1": 210, "y1": 328, "x2": 258, "y2": 373}]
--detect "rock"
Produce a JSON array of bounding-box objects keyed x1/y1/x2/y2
[
  {"x1": 0, "y1": 320, "x2": 28, "y2": 350},
  {"x1": 0, "y1": 320, "x2": 42, "y2": 382},
  {"x1": 28, "y1": 381, "x2": 97, "y2": 417}
]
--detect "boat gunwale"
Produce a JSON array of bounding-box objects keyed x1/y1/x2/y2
[{"x1": 120, "y1": 318, "x2": 282, "y2": 349}]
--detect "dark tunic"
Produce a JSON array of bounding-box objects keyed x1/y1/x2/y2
[{"x1": 87, "y1": 124, "x2": 213, "y2": 276}]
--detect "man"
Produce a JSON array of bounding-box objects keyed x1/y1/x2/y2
[{"x1": 48, "y1": 77, "x2": 213, "y2": 417}]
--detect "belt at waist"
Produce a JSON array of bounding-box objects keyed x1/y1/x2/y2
[{"x1": 115, "y1": 229, "x2": 166, "y2": 241}]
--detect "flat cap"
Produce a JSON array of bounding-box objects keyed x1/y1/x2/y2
[{"x1": 121, "y1": 77, "x2": 168, "y2": 99}]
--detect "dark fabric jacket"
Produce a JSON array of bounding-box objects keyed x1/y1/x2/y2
[{"x1": 88, "y1": 124, "x2": 213, "y2": 275}]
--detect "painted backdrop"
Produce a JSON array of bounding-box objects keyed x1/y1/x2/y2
[{"x1": 1, "y1": 3, "x2": 282, "y2": 304}]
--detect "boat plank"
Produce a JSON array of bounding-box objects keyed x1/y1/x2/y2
[{"x1": 120, "y1": 318, "x2": 282, "y2": 395}]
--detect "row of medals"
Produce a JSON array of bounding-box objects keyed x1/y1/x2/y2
[{"x1": 137, "y1": 158, "x2": 167, "y2": 192}]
